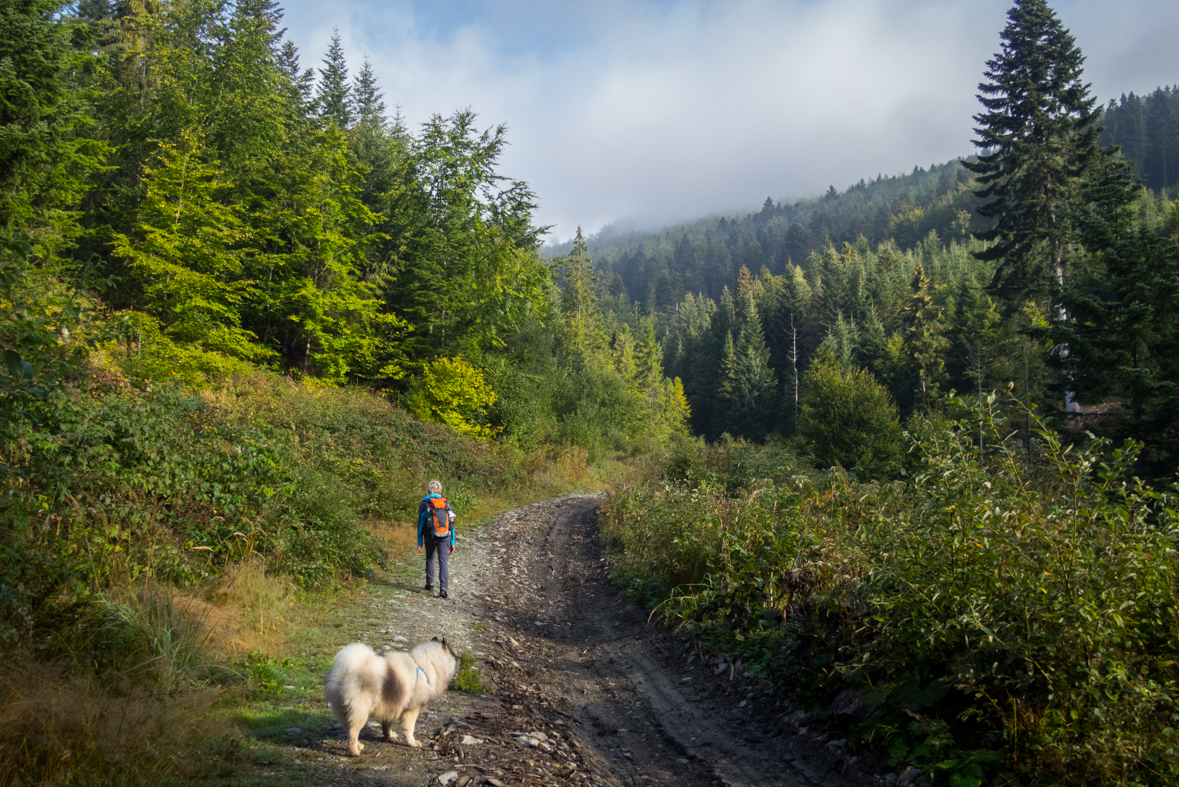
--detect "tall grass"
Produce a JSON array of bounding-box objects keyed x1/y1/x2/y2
[
  {"x1": 603, "y1": 396, "x2": 1179, "y2": 786},
  {"x1": 0, "y1": 583, "x2": 228, "y2": 786},
  {"x1": 0, "y1": 663, "x2": 221, "y2": 787}
]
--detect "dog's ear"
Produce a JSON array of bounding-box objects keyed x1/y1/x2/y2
[{"x1": 431, "y1": 636, "x2": 439, "y2": 642}]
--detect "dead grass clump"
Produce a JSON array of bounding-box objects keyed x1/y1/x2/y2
[
  {"x1": 367, "y1": 519, "x2": 418, "y2": 555},
  {"x1": 180, "y1": 558, "x2": 295, "y2": 660},
  {"x1": 516, "y1": 445, "x2": 596, "y2": 499},
  {"x1": 0, "y1": 660, "x2": 223, "y2": 787}
]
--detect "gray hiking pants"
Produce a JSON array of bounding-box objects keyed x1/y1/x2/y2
[{"x1": 424, "y1": 537, "x2": 450, "y2": 591}]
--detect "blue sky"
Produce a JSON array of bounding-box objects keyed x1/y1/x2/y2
[{"x1": 274, "y1": 0, "x2": 1179, "y2": 242}]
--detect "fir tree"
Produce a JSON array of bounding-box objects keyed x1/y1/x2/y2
[
  {"x1": 900, "y1": 263, "x2": 948, "y2": 412},
  {"x1": 1052, "y1": 155, "x2": 1179, "y2": 461},
  {"x1": 766, "y1": 264, "x2": 811, "y2": 431},
  {"x1": 610, "y1": 323, "x2": 637, "y2": 387},
  {"x1": 635, "y1": 318, "x2": 664, "y2": 395},
  {"x1": 110, "y1": 130, "x2": 264, "y2": 360},
  {"x1": 207, "y1": 0, "x2": 287, "y2": 179},
  {"x1": 277, "y1": 40, "x2": 316, "y2": 122},
  {"x1": 657, "y1": 377, "x2": 692, "y2": 436},
  {"x1": 346, "y1": 54, "x2": 401, "y2": 225},
  {"x1": 352, "y1": 56, "x2": 387, "y2": 130},
  {"x1": 0, "y1": 0, "x2": 109, "y2": 248},
  {"x1": 824, "y1": 311, "x2": 860, "y2": 370},
  {"x1": 717, "y1": 300, "x2": 777, "y2": 440},
  {"x1": 561, "y1": 227, "x2": 607, "y2": 362},
  {"x1": 799, "y1": 345, "x2": 902, "y2": 479},
  {"x1": 317, "y1": 29, "x2": 352, "y2": 129},
  {"x1": 857, "y1": 302, "x2": 889, "y2": 374},
  {"x1": 950, "y1": 277, "x2": 1015, "y2": 408},
  {"x1": 735, "y1": 264, "x2": 757, "y2": 314},
  {"x1": 1145, "y1": 89, "x2": 1178, "y2": 191},
  {"x1": 968, "y1": 0, "x2": 1103, "y2": 300},
  {"x1": 967, "y1": 0, "x2": 1104, "y2": 414}
]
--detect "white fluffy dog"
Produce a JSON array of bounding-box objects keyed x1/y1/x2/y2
[{"x1": 324, "y1": 637, "x2": 458, "y2": 755}]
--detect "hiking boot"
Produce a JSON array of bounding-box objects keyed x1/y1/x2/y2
[
  {"x1": 439, "y1": 589, "x2": 448, "y2": 599},
  {"x1": 424, "y1": 584, "x2": 433, "y2": 591}
]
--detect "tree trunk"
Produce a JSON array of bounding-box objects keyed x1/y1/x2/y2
[
  {"x1": 790, "y1": 313, "x2": 799, "y2": 426},
  {"x1": 1054, "y1": 241, "x2": 1080, "y2": 414}
]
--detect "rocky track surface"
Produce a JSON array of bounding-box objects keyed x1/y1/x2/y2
[{"x1": 284, "y1": 495, "x2": 883, "y2": 787}]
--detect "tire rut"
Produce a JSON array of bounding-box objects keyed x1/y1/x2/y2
[{"x1": 479, "y1": 495, "x2": 875, "y2": 787}]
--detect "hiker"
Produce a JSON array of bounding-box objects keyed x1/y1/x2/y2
[{"x1": 417, "y1": 480, "x2": 455, "y2": 598}]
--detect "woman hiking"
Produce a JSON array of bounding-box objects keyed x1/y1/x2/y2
[{"x1": 417, "y1": 480, "x2": 456, "y2": 598}]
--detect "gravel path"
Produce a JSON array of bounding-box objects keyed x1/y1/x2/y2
[{"x1": 281, "y1": 495, "x2": 882, "y2": 787}]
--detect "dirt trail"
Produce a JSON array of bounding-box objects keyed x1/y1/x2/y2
[{"x1": 290, "y1": 495, "x2": 881, "y2": 787}]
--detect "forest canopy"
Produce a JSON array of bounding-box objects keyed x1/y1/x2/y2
[
  {"x1": 0, "y1": 0, "x2": 691, "y2": 453},
  {"x1": 1, "y1": 0, "x2": 1178, "y2": 468}
]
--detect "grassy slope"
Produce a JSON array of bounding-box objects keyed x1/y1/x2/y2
[{"x1": 0, "y1": 364, "x2": 603, "y2": 786}]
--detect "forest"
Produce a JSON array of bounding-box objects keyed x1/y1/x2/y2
[
  {"x1": 560, "y1": 82, "x2": 1179, "y2": 471},
  {"x1": 2, "y1": 0, "x2": 1179, "y2": 784},
  {"x1": 1, "y1": 0, "x2": 690, "y2": 446}
]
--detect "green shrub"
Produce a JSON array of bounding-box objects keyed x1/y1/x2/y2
[
  {"x1": 0, "y1": 235, "x2": 87, "y2": 424},
  {"x1": 1, "y1": 358, "x2": 591, "y2": 644},
  {"x1": 606, "y1": 393, "x2": 1179, "y2": 786},
  {"x1": 798, "y1": 345, "x2": 903, "y2": 479}
]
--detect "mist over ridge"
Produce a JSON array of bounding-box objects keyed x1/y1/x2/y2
[{"x1": 275, "y1": 0, "x2": 1179, "y2": 241}]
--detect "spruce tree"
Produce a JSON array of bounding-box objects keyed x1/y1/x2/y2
[
  {"x1": 799, "y1": 345, "x2": 902, "y2": 479},
  {"x1": 967, "y1": 0, "x2": 1104, "y2": 413},
  {"x1": 968, "y1": 0, "x2": 1102, "y2": 295},
  {"x1": 609, "y1": 323, "x2": 637, "y2": 387},
  {"x1": 346, "y1": 55, "x2": 401, "y2": 222},
  {"x1": 829, "y1": 311, "x2": 861, "y2": 369},
  {"x1": 561, "y1": 228, "x2": 608, "y2": 362},
  {"x1": 1145, "y1": 89, "x2": 1178, "y2": 191},
  {"x1": 766, "y1": 264, "x2": 811, "y2": 432},
  {"x1": 0, "y1": 0, "x2": 108, "y2": 248},
  {"x1": 900, "y1": 263, "x2": 948, "y2": 412},
  {"x1": 317, "y1": 30, "x2": 352, "y2": 129},
  {"x1": 857, "y1": 302, "x2": 889, "y2": 375},
  {"x1": 635, "y1": 318, "x2": 664, "y2": 395},
  {"x1": 352, "y1": 56, "x2": 387, "y2": 130},
  {"x1": 691, "y1": 288, "x2": 735, "y2": 438},
  {"x1": 207, "y1": 0, "x2": 287, "y2": 179},
  {"x1": 1052, "y1": 154, "x2": 1179, "y2": 460},
  {"x1": 950, "y1": 277, "x2": 1016, "y2": 408},
  {"x1": 277, "y1": 40, "x2": 316, "y2": 122},
  {"x1": 110, "y1": 130, "x2": 263, "y2": 360},
  {"x1": 717, "y1": 301, "x2": 777, "y2": 440}
]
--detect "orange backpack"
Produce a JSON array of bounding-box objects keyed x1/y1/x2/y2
[{"x1": 425, "y1": 497, "x2": 450, "y2": 538}]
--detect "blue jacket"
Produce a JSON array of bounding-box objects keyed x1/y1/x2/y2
[{"x1": 417, "y1": 494, "x2": 455, "y2": 547}]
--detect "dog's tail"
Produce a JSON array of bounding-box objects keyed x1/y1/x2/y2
[
  {"x1": 325, "y1": 643, "x2": 384, "y2": 722},
  {"x1": 329, "y1": 642, "x2": 376, "y2": 673}
]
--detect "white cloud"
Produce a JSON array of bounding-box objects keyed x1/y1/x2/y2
[{"x1": 275, "y1": 0, "x2": 1179, "y2": 242}]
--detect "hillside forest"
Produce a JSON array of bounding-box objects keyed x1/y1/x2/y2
[
  {"x1": 562, "y1": 84, "x2": 1179, "y2": 471},
  {"x1": 2, "y1": 0, "x2": 1179, "y2": 785}
]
